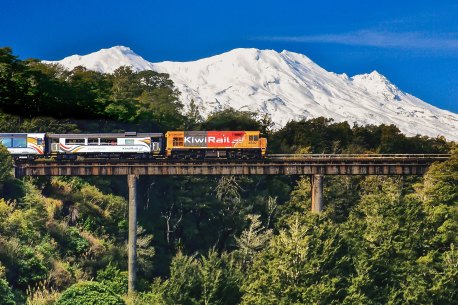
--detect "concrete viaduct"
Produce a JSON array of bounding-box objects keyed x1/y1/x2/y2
[{"x1": 13, "y1": 154, "x2": 450, "y2": 293}]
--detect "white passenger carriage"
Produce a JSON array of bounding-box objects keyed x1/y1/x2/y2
[
  {"x1": 47, "y1": 132, "x2": 163, "y2": 159},
  {"x1": 0, "y1": 133, "x2": 46, "y2": 159}
]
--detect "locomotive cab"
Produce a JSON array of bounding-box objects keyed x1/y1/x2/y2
[{"x1": 165, "y1": 131, "x2": 267, "y2": 159}]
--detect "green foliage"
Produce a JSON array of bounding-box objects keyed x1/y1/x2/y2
[
  {"x1": 64, "y1": 227, "x2": 90, "y2": 256},
  {"x1": 235, "y1": 214, "x2": 272, "y2": 266},
  {"x1": 0, "y1": 48, "x2": 184, "y2": 130},
  {"x1": 422, "y1": 148, "x2": 458, "y2": 207},
  {"x1": 154, "y1": 250, "x2": 242, "y2": 305},
  {"x1": 96, "y1": 264, "x2": 128, "y2": 296},
  {"x1": 129, "y1": 284, "x2": 168, "y2": 305},
  {"x1": 183, "y1": 99, "x2": 204, "y2": 129},
  {"x1": 0, "y1": 277, "x2": 15, "y2": 305},
  {"x1": 344, "y1": 177, "x2": 424, "y2": 304},
  {"x1": 201, "y1": 108, "x2": 260, "y2": 131},
  {"x1": 161, "y1": 252, "x2": 200, "y2": 304},
  {"x1": 55, "y1": 281, "x2": 125, "y2": 305},
  {"x1": 0, "y1": 144, "x2": 12, "y2": 182},
  {"x1": 242, "y1": 215, "x2": 351, "y2": 305},
  {"x1": 15, "y1": 247, "x2": 48, "y2": 289},
  {"x1": 323, "y1": 176, "x2": 362, "y2": 223},
  {"x1": 270, "y1": 117, "x2": 450, "y2": 154},
  {"x1": 49, "y1": 177, "x2": 128, "y2": 237}
]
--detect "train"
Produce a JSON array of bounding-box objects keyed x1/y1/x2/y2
[{"x1": 0, "y1": 131, "x2": 267, "y2": 160}]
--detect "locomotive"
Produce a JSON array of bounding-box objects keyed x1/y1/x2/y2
[{"x1": 0, "y1": 131, "x2": 267, "y2": 160}]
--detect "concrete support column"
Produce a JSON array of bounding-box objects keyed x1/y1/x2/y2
[
  {"x1": 127, "y1": 174, "x2": 138, "y2": 295},
  {"x1": 311, "y1": 174, "x2": 324, "y2": 213}
]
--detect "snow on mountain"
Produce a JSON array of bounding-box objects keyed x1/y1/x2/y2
[
  {"x1": 43, "y1": 46, "x2": 156, "y2": 72},
  {"x1": 45, "y1": 46, "x2": 458, "y2": 141}
]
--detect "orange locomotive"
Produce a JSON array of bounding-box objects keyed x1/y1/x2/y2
[{"x1": 165, "y1": 131, "x2": 267, "y2": 159}]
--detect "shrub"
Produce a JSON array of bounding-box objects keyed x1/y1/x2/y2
[
  {"x1": 0, "y1": 277, "x2": 15, "y2": 305},
  {"x1": 16, "y1": 247, "x2": 48, "y2": 289},
  {"x1": 96, "y1": 264, "x2": 128, "y2": 296},
  {"x1": 0, "y1": 278, "x2": 16, "y2": 305},
  {"x1": 65, "y1": 227, "x2": 90, "y2": 256},
  {"x1": 0, "y1": 144, "x2": 13, "y2": 183},
  {"x1": 55, "y1": 281, "x2": 125, "y2": 305}
]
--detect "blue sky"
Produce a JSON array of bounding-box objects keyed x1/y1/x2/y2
[{"x1": 2, "y1": 0, "x2": 457, "y2": 112}]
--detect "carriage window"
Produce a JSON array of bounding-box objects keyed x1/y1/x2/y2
[
  {"x1": 88, "y1": 138, "x2": 99, "y2": 145},
  {"x1": 0, "y1": 138, "x2": 12, "y2": 148},
  {"x1": 253, "y1": 135, "x2": 259, "y2": 141},
  {"x1": 125, "y1": 139, "x2": 134, "y2": 145},
  {"x1": 37, "y1": 138, "x2": 43, "y2": 145},
  {"x1": 173, "y1": 137, "x2": 184, "y2": 146},
  {"x1": 100, "y1": 138, "x2": 117, "y2": 145},
  {"x1": 66, "y1": 138, "x2": 85, "y2": 145},
  {"x1": 249, "y1": 135, "x2": 254, "y2": 141},
  {"x1": 13, "y1": 138, "x2": 27, "y2": 148}
]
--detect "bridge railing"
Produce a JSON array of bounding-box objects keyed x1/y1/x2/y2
[{"x1": 267, "y1": 154, "x2": 451, "y2": 159}]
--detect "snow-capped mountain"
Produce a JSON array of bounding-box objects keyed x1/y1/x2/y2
[{"x1": 44, "y1": 46, "x2": 458, "y2": 141}]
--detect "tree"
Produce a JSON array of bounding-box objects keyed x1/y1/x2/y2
[
  {"x1": 242, "y1": 215, "x2": 351, "y2": 305},
  {"x1": 343, "y1": 176, "x2": 424, "y2": 304},
  {"x1": 155, "y1": 250, "x2": 242, "y2": 305},
  {"x1": 184, "y1": 99, "x2": 203, "y2": 129},
  {"x1": 235, "y1": 214, "x2": 272, "y2": 266},
  {"x1": 403, "y1": 148, "x2": 458, "y2": 304},
  {"x1": 201, "y1": 108, "x2": 260, "y2": 131},
  {"x1": 0, "y1": 144, "x2": 12, "y2": 183},
  {"x1": 0, "y1": 47, "x2": 27, "y2": 115}
]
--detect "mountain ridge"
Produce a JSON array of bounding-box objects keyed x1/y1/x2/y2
[{"x1": 44, "y1": 46, "x2": 458, "y2": 141}]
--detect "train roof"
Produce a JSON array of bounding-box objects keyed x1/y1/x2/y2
[
  {"x1": 0, "y1": 133, "x2": 46, "y2": 137},
  {"x1": 47, "y1": 132, "x2": 163, "y2": 139}
]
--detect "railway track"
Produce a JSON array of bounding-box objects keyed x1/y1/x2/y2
[
  {"x1": 14, "y1": 154, "x2": 450, "y2": 177},
  {"x1": 16, "y1": 153, "x2": 451, "y2": 163}
]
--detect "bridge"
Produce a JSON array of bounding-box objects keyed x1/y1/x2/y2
[
  {"x1": 14, "y1": 154, "x2": 448, "y2": 176},
  {"x1": 14, "y1": 154, "x2": 448, "y2": 211},
  {"x1": 12, "y1": 153, "x2": 450, "y2": 293}
]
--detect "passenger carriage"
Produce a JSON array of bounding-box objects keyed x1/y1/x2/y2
[
  {"x1": 0, "y1": 133, "x2": 46, "y2": 159},
  {"x1": 47, "y1": 132, "x2": 163, "y2": 159}
]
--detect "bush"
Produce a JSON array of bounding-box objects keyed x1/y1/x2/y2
[
  {"x1": 0, "y1": 278, "x2": 15, "y2": 305},
  {"x1": 55, "y1": 281, "x2": 125, "y2": 305},
  {"x1": 96, "y1": 264, "x2": 128, "y2": 296},
  {"x1": 65, "y1": 227, "x2": 90, "y2": 256},
  {"x1": 16, "y1": 247, "x2": 48, "y2": 289},
  {"x1": 0, "y1": 144, "x2": 12, "y2": 183}
]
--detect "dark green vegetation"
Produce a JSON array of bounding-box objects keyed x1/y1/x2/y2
[
  {"x1": 55, "y1": 282, "x2": 125, "y2": 305},
  {"x1": 0, "y1": 47, "x2": 457, "y2": 304}
]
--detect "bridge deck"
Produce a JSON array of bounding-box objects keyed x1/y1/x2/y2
[{"x1": 13, "y1": 154, "x2": 449, "y2": 177}]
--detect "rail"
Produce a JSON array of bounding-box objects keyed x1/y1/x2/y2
[
  {"x1": 16, "y1": 154, "x2": 452, "y2": 163},
  {"x1": 267, "y1": 154, "x2": 451, "y2": 159}
]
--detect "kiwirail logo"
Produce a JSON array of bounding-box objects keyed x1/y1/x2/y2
[{"x1": 184, "y1": 136, "x2": 242, "y2": 144}]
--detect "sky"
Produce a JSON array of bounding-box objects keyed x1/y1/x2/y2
[{"x1": 2, "y1": 0, "x2": 458, "y2": 113}]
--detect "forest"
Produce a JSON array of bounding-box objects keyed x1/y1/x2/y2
[{"x1": 0, "y1": 47, "x2": 457, "y2": 304}]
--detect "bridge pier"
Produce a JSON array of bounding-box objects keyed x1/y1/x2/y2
[
  {"x1": 127, "y1": 174, "x2": 138, "y2": 295},
  {"x1": 311, "y1": 174, "x2": 324, "y2": 213}
]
